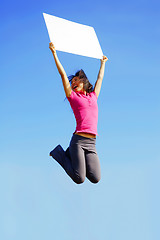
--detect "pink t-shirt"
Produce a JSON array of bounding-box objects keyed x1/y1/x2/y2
[{"x1": 67, "y1": 90, "x2": 98, "y2": 135}]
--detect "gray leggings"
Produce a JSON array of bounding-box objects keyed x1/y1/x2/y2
[{"x1": 63, "y1": 134, "x2": 101, "y2": 184}]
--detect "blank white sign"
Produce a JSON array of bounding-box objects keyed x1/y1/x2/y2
[{"x1": 43, "y1": 13, "x2": 103, "y2": 59}]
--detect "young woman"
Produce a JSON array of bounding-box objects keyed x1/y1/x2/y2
[{"x1": 49, "y1": 42, "x2": 108, "y2": 184}]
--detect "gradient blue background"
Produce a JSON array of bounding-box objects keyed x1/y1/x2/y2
[{"x1": 0, "y1": 0, "x2": 160, "y2": 239}]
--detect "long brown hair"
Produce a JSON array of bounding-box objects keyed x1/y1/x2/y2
[{"x1": 68, "y1": 69, "x2": 93, "y2": 93}]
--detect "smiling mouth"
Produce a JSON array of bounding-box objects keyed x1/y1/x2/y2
[{"x1": 73, "y1": 85, "x2": 78, "y2": 89}]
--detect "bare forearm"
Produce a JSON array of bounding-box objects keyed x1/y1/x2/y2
[
  {"x1": 94, "y1": 62, "x2": 105, "y2": 91},
  {"x1": 51, "y1": 50, "x2": 67, "y2": 78},
  {"x1": 49, "y1": 43, "x2": 71, "y2": 97},
  {"x1": 96, "y1": 61, "x2": 105, "y2": 84},
  {"x1": 94, "y1": 56, "x2": 108, "y2": 97}
]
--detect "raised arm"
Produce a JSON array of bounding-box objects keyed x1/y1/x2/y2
[
  {"x1": 94, "y1": 56, "x2": 108, "y2": 98},
  {"x1": 49, "y1": 42, "x2": 72, "y2": 98}
]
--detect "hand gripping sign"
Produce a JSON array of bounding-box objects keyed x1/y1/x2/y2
[{"x1": 43, "y1": 13, "x2": 103, "y2": 59}]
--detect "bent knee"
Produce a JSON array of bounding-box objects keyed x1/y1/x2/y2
[
  {"x1": 92, "y1": 178, "x2": 101, "y2": 184},
  {"x1": 74, "y1": 175, "x2": 85, "y2": 184},
  {"x1": 89, "y1": 175, "x2": 101, "y2": 184}
]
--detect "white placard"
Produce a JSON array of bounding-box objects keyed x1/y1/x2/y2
[{"x1": 43, "y1": 13, "x2": 103, "y2": 59}]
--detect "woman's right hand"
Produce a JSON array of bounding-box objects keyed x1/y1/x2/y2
[{"x1": 49, "y1": 42, "x2": 56, "y2": 54}]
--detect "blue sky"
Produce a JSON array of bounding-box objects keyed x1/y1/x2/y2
[{"x1": 0, "y1": 0, "x2": 160, "y2": 239}]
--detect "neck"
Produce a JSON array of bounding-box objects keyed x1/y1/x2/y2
[
  {"x1": 81, "y1": 89, "x2": 87, "y2": 95},
  {"x1": 76, "y1": 90, "x2": 87, "y2": 95}
]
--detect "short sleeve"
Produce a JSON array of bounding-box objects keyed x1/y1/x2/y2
[
  {"x1": 91, "y1": 91, "x2": 98, "y2": 100},
  {"x1": 67, "y1": 90, "x2": 76, "y2": 102}
]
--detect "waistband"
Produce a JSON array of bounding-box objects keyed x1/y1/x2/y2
[{"x1": 72, "y1": 133, "x2": 96, "y2": 142}]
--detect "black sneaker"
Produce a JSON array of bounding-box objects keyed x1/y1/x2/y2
[
  {"x1": 65, "y1": 147, "x2": 71, "y2": 159},
  {"x1": 50, "y1": 145, "x2": 65, "y2": 167}
]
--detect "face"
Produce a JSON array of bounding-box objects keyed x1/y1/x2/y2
[{"x1": 71, "y1": 76, "x2": 84, "y2": 92}]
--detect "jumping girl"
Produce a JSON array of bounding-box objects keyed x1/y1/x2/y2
[{"x1": 49, "y1": 42, "x2": 108, "y2": 184}]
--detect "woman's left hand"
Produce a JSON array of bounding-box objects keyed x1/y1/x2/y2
[{"x1": 101, "y1": 56, "x2": 108, "y2": 63}]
